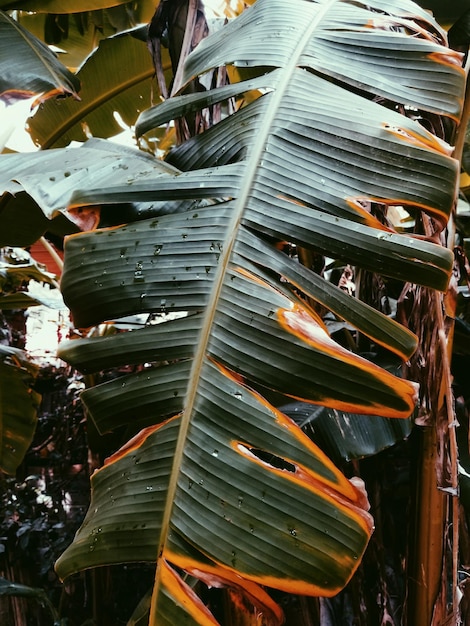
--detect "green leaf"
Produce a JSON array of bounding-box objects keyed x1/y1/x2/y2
[
  {"x1": 0, "y1": 139, "x2": 180, "y2": 217},
  {"x1": 283, "y1": 400, "x2": 413, "y2": 464},
  {"x1": 15, "y1": 7, "x2": 153, "y2": 71},
  {"x1": 2, "y1": 0, "x2": 465, "y2": 622},
  {"x1": 0, "y1": 346, "x2": 41, "y2": 475},
  {"x1": 0, "y1": 577, "x2": 61, "y2": 622},
  {"x1": 56, "y1": 362, "x2": 374, "y2": 597},
  {"x1": 0, "y1": 9, "x2": 80, "y2": 105},
  {"x1": 126, "y1": 588, "x2": 152, "y2": 626},
  {"x1": 27, "y1": 28, "x2": 156, "y2": 148},
  {"x1": 135, "y1": 75, "x2": 272, "y2": 139},
  {"x1": 81, "y1": 359, "x2": 191, "y2": 433},
  {"x1": 59, "y1": 313, "x2": 201, "y2": 375},
  {"x1": 148, "y1": 67, "x2": 459, "y2": 228},
  {"x1": 0, "y1": 0, "x2": 141, "y2": 11},
  {"x1": 0, "y1": 139, "x2": 193, "y2": 246},
  {"x1": 0, "y1": 292, "x2": 48, "y2": 308},
  {"x1": 0, "y1": 282, "x2": 64, "y2": 309},
  {"x1": 235, "y1": 229, "x2": 418, "y2": 360},
  {"x1": 183, "y1": 0, "x2": 464, "y2": 119},
  {"x1": 0, "y1": 577, "x2": 45, "y2": 598}
]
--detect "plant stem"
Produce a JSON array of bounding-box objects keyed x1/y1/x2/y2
[{"x1": 406, "y1": 424, "x2": 447, "y2": 626}]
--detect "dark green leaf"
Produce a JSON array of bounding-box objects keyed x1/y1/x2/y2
[
  {"x1": 0, "y1": 346, "x2": 41, "y2": 475},
  {"x1": 0, "y1": 10, "x2": 80, "y2": 105},
  {"x1": 28, "y1": 28, "x2": 156, "y2": 148}
]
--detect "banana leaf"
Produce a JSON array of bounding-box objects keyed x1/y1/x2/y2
[
  {"x1": 0, "y1": 250, "x2": 52, "y2": 472},
  {"x1": 0, "y1": 0, "x2": 464, "y2": 623},
  {"x1": 13, "y1": 2, "x2": 155, "y2": 71},
  {"x1": 0, "y1": 577, "x2": 63, "y2": 623},
  {"x1": 0, "y1": 346, "x2": 41, "y2": 475},
  {"x1": 0, "y1": 139, "x2": 193, "y2": 246},
  {"x1": 0, "y1": 9, "x2": 80, "y2": 105},
  {"x1": 0, "y1": 0, "x2": 135, "y2": 10},
  {"x1": 27, "y1": 27, "x2": 156, "y2": 148},
  {"x1": 282, "y1": 400, "x2": 413, "y2": 465}
]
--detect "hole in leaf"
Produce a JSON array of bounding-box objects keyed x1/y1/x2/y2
[{"x1": 247, "y1": 447, "x2": 296, "y2": 473}]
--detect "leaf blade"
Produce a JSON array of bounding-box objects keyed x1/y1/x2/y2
[{"x1": 0, "y1": 10, "x2": 80, "y2": 105}]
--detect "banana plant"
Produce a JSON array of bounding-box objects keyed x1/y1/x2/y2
[
  {"x1": 46, "y1": 0, "x2": 466, "y2": 623},
  {"x1": 0, "y1": 0, "x2": 466, "y2": 623}
]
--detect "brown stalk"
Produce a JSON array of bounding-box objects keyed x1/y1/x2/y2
[{"x1": 405, "y1": 49, "x2": 470, "y2": 623}]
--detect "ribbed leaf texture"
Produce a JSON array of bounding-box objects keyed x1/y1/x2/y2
[{"x1": 24, "y1": 0, "x2": 464, "y2": 623}]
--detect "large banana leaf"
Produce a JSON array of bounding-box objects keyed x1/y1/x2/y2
[
  {"x1": 0, "y1": 9, "x2": 80, "y2": 104},
  {"x1": 4, "y1": 0, "x2": 461, "y2": 622}
]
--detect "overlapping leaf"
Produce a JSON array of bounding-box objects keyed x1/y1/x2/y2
[
  {"x1": 27, "y1": 27, "x2": 156, "y2": 148},
  {"x1": 14, "y1": 2, "x2": 156, "y2": 71},
  {"x1": 0, "y1": 10, "x2": 80, "y2": 104},
  {"x1": 5, "y1": 0, "x2": 462, "y2": 623},
  {"x1": 0, "y1": 0, "x2": 135, "y2": 10},
  {"x1": 0, "y1": 139, "x2": 191, "y2": 246},
  {"x1": 283, "y1": 400, "x2": 413, "y2": 464},
  {"x1": 0, "y1": 346, "x2": 41, "y2": 474}
]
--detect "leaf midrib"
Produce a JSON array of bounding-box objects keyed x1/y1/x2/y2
[{"x1": 151, "y1": 0, "x2": 339, "y2": 612}]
